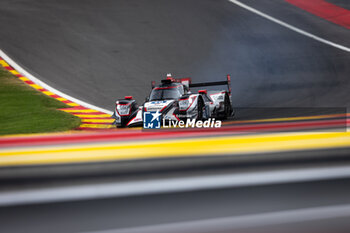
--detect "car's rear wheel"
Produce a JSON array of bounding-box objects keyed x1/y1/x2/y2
[
  {"x1": 196, "y1": 98, "x2": 204, "y2": 120},
  {"x1": 221, "y1": 94, "x2": 232, "y2": 120}
]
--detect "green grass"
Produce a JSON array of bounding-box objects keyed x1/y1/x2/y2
[{"x1": 0, "y1": 68, "x2": 81, "y2": 135}]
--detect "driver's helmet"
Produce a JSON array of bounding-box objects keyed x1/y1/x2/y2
[{"x1": 166, "y1": 73, "x2": 175, "y2": 82}]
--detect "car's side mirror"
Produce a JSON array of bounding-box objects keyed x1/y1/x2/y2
[{"x1": 145, "y1": 97, "x2": 149, "y2": 102}]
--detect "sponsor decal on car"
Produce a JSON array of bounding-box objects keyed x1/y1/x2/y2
[{"x1": 143, "y1": 111, "x2": 221, "y2": 129}]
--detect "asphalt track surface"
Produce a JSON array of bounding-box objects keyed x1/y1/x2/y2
[
  {"x1": 1, "y1": 0, "x2": 350, "y2": 232},
  {"x1": 0, "y1": 0, "x2": 349, "y2": 114},
  {"x1": 2, "y1": 172, "x2": 350, "y2": 233}
]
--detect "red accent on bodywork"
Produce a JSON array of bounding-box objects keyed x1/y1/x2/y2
[
  {"x1": 125, "y1": 96, "x2": 133, "y2": 100},
  {"x1": 198, "y1": 90, "x2": 207, "y2": 94},
  {"x1": 179, "y1": 78, "x2": 192, "y2": 85},
  {"x1": 126, "y1": 116, "x2": 137, "y2": 126},
  {"x1": 173, "y1": 113, "x2": 180, "y2": 121},
  {"x1": 160, "y1": 105, "x2": 168, "y2": 112}
]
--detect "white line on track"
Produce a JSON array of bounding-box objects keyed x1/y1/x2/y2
[
  {"x1": 84, "y1": 204, "x2": 350, "y2": 233},
  {"x1": 1, "y1": 165, "x2": 350, "y2": 207},
  {"x1": 228, "y1": 0, "x2": 350, "y2": 53},
  {"x1": 0, "y1": 49, "x2": 113, "y2": 115}
]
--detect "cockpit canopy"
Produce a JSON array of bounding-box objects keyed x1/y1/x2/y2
[{"x1": 149, "y1": 84, "x2": 185, "y2": 101}]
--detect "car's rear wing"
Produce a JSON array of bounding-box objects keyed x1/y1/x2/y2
[
  {"x1": 190, "y1": 75, "x2": 231, "y2": 94},
  {"x1": 151, "y1": 77, "x2": 192, "y2": 89},
  {"x1": 151, "y1": 74, "x2": 231, "y2": 94}
]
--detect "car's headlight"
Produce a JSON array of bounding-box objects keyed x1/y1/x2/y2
[
  {"x1": 179, "y1": 99, "x2": 190, "y2": 110},
  {"x1": 179, "y1": 96, "x2": 196, "y2": 111},
  {"x1": 116, "y1": 103, "x2": 131, "y2": 116}
]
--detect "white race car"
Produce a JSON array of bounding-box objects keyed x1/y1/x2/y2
[{"x1": 112, "y1": 74, "x2": 234, "y2": 127}]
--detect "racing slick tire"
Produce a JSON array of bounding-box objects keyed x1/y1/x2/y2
[
  {"x1": 220, "y1": 93, "x2": 232, "y2": 120},
  {"x1": 196, "y1": 97, "x2": 204, "y2": 121}
]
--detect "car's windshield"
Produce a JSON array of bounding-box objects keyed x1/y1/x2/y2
[{"x1": 149, "y1": 88, "x2": 181, "y2": 101}]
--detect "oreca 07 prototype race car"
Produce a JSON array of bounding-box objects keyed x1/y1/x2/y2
[{"x1": 112, "y1": 74, "x2": 234, "y2": 128}]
